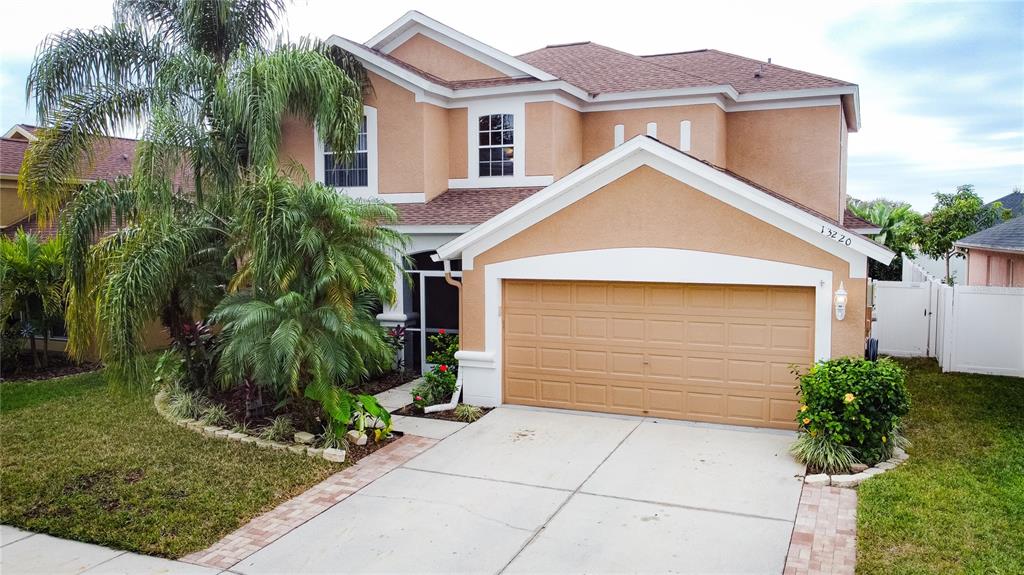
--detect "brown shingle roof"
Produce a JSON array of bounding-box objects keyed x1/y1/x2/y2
[
  {"x1": 641, "y1": 49, "x2": 852, "y2": 94},
  {"x1": 513, "y1": 43, "x2": 852, "y2": 96},
  {"x1": 394, "y1": 187, "x2": 543, "y2": 226},
  {"x1": 843, "y1": 210, "x2": 878, "y2": 230},
  {"x1": 518, "y1": 42, "x2": 712, "y2": 95},
  {"x1": 1, "y1": 135, "x2": 137, "y2": 181}
]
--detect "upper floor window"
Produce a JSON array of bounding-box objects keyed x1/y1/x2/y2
[
  {"x1": 478, "y1": 114, "x2": 514, "y2": 177},
  {"x1": 324, "y1": 116, "x2": 368, "y2": 187}
]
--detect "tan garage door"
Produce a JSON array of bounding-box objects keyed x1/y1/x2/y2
[{"x1": 502, "y1": 280, "x2": 814, "y2": 429}]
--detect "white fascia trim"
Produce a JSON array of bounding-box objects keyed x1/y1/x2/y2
[
  {"x1": 850, "y1": 226, "x2": 882, "y2": 235},
  {"x1": 367, "y1": 11, "x2": 557, "y2": 81},
  {"x1": 390, "y1": 224, "x2": 476, "y2": 234},
  {"x1": 2, "y1": 126, "x2": 37, "y2": 141},
  {"x1": 314, "y1": 105, "x2": 380, "y2": 197},
  {"x1": 437, "y1": 136, "x2": 892, "y2": 271},
  {"x1": 460, "y1": 248, "x2": 834, "y2": 405}
]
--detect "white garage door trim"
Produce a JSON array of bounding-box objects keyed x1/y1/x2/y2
[{"x1": 457, "y1": 247, "x2": 833, "y2": 407}]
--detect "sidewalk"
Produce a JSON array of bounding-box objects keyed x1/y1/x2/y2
[{"x1": 0, "y1": 526, "x2": 224, "y2": 574}]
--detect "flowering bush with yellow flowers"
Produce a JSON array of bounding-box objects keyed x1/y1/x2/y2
[{"x1": 792, "y1": 357, "x2": 910, "y2": 467}]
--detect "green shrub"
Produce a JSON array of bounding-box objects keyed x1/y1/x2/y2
[
  {"x1": 411, "y1": 364, "x2": 457, "y2": 408},
  {"x1": 200, "y1": 404, "x2": 232, "y2": 427},
  {"x1": 453, "y1": 403, "x2": 483, "y2": 422},
  {"x1": 790, "y1": 432, "x2": 858, "y2": 474},
  {"x1": 426, "y1": 330, "x2": 458, "y2": 372},
  {"x1": 259, "y1": 416, "x2": 295, "y2": 442},
  {"x1": 794, "y1": 357, "x2": 910, "y2": 465},
  {"x1": 166, "y1": 388, "x2": 208, "y2": 420}
]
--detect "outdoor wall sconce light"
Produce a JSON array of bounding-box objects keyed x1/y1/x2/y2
[{"x1": 834, "y1": 282, "x2": 848, "y2": 321}]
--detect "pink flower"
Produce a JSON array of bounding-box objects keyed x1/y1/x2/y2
[
  {"x1": 439, "y1": 364, "x2": 448, "y2": 372},
  {"x1": 415, "y1": 396, "x2": 423, "y2": 401},
  {"x1": 438, "y1": 329, "x2": 446, "y2": 335}
]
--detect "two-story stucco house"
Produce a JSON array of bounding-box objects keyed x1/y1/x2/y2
[{"x1": 279, "y1": 11, "x2": 894, "y2": 430}]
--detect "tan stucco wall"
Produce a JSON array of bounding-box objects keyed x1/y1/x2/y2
[
  {"x1": 422, "y1": 102, "x2": 450, "y2": 201},
  {"x1": 449, "y1": 108, "x2": 468, "y2": 179},
  {"x1": 276, "y1": 72, "x2": 456, "y2": 198},
  {"x1": 460, "y1": 166, "x2": 866, "y2": 358},
  {"x1": 278, "y1": 115, "x2": 315, "y2": 179},
  {"x1": 1, "y1": 178, "x2": 30, "y2": 227},
  {"x1": 726, "y1": 106, "x2": 843, "y2": 221},
  {"x1": 365, "y1": 72, "x2": 423, "y2": 195},
  {"x1": 389, "y1": 33, "x2": 507, "y2": 82},
  {"x1": 580, "y1": 104, "x2": 727, "y2": 166},
  {"x1": 525, "y1": 102, "x2": 582, "y2": 178},
  {"x1": 967, "y1": 249, "x2": 1024, "y2": 287}
]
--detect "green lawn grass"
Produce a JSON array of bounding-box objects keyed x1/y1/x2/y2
[
  {"x1": 0, "y1": 370, "x2": 340, "y2": 558},
  {"x1": 857, "y1": 359, "x2": 1024, "y2": 574}
]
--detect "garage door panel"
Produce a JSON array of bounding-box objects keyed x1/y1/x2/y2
[
  {"x1": 727, "y1": 395, "x2": 767, "y2": 422},
  {"x1": 540, "y1": 315, "x2": 572, "y2": 338},
  {"x1": 610, "y1": 385, "x2": 645, "y2": 410},
  {"x1": 771, "y1": 324, "x2": 813, "y2": 352},
  {"x1": 540, "y1": 348, "x2": 572, "y2": 371},
  {"x1": 506, "y1": 345, "x2": 537, "y2": 369},
  {"x1": 540, "y1": 282, "x2": 571, "y2": 304},
  {"x1": 728, "y1": 323, "x2": 771, "y2": 349},
  {"x1": 503, "y1": 280, "x2": 812, "y2": 429},
  {"x1": 648, "y1": 354, "x2": 685, "y2": 378},
  {"x1": 539, "y1": 379, "x2": 572, "y2": 403},
  {"x1": 506, "y1": 313, "x2": 537, "y2": 336},
  {"x1": 729, "y1": 287, "x2": 771, "y2": 311},
  {"x1": 575, "y1": 316, "x2": 608, "y2": 339},
  {"x1": 770, "y1": 398, "x2": 801, "y2": 426},
  {"x1": 506, "y1": 377, "x2": 538, "y2": 401}
]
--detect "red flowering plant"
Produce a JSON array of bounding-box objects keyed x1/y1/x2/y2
[{"x1": 411, "y1": 329, "x2": 460, "y2": 408}]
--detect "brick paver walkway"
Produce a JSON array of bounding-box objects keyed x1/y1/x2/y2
[
  {"x1": 784, "y1": 485, "x2": 858, "y2": 575},
  {"x1": 181, "y1": 434, "x2": 438, "y2": 570}
]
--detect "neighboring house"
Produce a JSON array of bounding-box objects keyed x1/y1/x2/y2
[
  {"x1": 273, "y1": 10, "x2": 894, "y2": 429},
  {"x1": 955, "y1": 216, "x2": 1024, "y2": 287},
  {"x1": 986, "y1": 189, "x2": 1023, "y2": 218},
  {"x1": 1, "y1": 124, "x2": 137, "y2": 238},
  {"x1": 1, "y1": 124, "x2": 167, "y2": 355}
]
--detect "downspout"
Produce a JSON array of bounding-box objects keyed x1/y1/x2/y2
[{"x1": 424, "y1": 256, "x2": 464, "y2": 413}]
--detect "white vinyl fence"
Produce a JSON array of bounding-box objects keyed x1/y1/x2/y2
[{"x1": 874, "y1": 257, "x2": 1024, "y2": 377}]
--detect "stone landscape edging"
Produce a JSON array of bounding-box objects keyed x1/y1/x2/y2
[
  {"x1": 803, "y1": 447, "x2": 909, "y2": 487},
  {"x1": 153, "y1": 390, "x2": 346, "y2": 463}
]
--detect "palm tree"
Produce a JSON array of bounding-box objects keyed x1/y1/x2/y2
[
  {"x1": 212, "y1": 171, "x2": 405, "y2": 427},
  {"x1": 19, "y1": 0, "x2": 371, "y2": 386},
  {"x1": 0, "y1": 231, "x2": 66, "y2": 368},
  {"x1": 847, "y1": 198, "x2": 918, "y2": 256}
]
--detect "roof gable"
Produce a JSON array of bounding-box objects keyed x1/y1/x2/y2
[
  {"x1": 366, "y1": 11, "x2": 555, "y2": 81},
  {"x1": 437, "y1": 136, "x2": 893, "y2": 275}
]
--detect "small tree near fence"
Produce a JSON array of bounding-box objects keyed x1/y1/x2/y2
[{"x1": 914, "y1": 185, "x2": 1010, "y2": 285}]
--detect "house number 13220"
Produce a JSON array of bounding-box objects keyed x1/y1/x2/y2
[{"x1": 820, "y1": 226, "x2": 853, "y2": 246}]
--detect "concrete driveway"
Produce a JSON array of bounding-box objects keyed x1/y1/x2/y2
[{"x1": 235, "y1": 407, "x2": 804, "y2": 574}]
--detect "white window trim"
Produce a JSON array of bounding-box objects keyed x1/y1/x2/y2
[
  {"x1": 314, "y1": 105, "x2": 379, "y2": 198},
  {"x1": 460, "y1": 99, "x2": 528, "y2": 188},
  {"x1": 454, "y1": 247, "x2": 834, "y2": 407}
]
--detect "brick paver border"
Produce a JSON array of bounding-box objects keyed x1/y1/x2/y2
[
  {"x1": 181, "y1": 434, "x2": 438, "y2": 570},
  {"x1": 784, "y1": 485, "x2": 858, "y2": 575}
]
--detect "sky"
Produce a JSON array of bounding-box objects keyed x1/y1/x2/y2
[{"x1": 0, "y1": 0, "x2": 1021, "y2": 211}]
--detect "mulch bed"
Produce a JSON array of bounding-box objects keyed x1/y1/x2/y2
[
  {"x1": 355, "y1": 369, "x2": 419, "y2": 396},
  {"x1": 1, "y1": 353, "x2": 100, "y2": 382},
  {"x1": 346, "y1": 432, "x2": 400, "y2": 462},
  {"x1": 393, "y1": 404, "x2": 493, "y2": 422}
]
